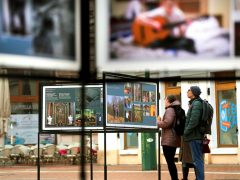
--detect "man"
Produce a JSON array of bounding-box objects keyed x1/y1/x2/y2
[
  {"x1": 138, "y1": 0, "x2": 185, "y2": 36},
  {"x1": 113, "y1": 103, "x2": 116, "y2": 119},
  {"x1": 184, "y1": 86, "x2": 204, "y2": 180},
  {"x1": 135, "y1": 0, "x2": 196, "y2": 53}
]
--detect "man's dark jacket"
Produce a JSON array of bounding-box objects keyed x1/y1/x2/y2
[{"x1": 184, "y1": 97, "x2": 204, "y2": 141}]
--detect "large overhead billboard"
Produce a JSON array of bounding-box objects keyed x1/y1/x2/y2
[
  {"x1": 0, "y1": 0, "x2": 80, "y2": 71},
  {"x1": 96, "y1": 0, "x2": 238, "y2": 72}
]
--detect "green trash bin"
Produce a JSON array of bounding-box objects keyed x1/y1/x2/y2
[{"x1": 141, "y1": 132, "x2": 157, "y2": 170}]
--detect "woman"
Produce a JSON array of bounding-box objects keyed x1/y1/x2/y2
[{"x1": 158, "y1": 95, "x2": 181, "y2": 180}]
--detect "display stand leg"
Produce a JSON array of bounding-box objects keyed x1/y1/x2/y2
[
  {"x1": 158, "y1": 131, "x2": 161, "y2": 180},
  {"x1": 90, "y1": 132, "x2": 93, "y2": 180},
  {"x1": 37, "y1": 132, "x2": 40, "y2": 180},
  {"x1": 81, "y1": 133, "x2": 86, "y2": 180},
  {"x1": 104, "y1": 131, "x2": 107, "y2": 180}
]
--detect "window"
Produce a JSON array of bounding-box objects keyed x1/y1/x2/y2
[
  {"x1": 120, "y1": 132, "x2": 138, "y2": 151},
  {"x1": 125, "y1": 132, "x2": 138, "y2": 149},
  {"x1": 9, "y1": 79, "x2": 39, "y2": 114},
  {"x1": 165, "y1": 81, "x2": 181, "y2": 102},
  {"x1": 215, "y1": 79, "x2": 238, "y2": 147}
]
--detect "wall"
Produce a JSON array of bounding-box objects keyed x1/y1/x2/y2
[
  {"x1": 208, "y1": 0, "x2": 230, "y2": 28},
  {"x1": 57, "y1": 134, "x2": 81, "y2": 145},
  {"x1": 98, "y1": 133, "x2": 119, "y2": 164},
  {"x1": 111, "y1": 0, "x2": 128, "y2": 18}
]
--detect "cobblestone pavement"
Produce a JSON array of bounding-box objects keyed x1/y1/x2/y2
[{"x1": 0, "y1": 164, "x2": 240, "y2": 180}]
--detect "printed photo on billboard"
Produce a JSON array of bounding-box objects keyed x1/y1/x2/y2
[
  {"x1": 0, "y1": 0, "x2": 80, "y2": 71},
  {"x1": 5, "y1": 114, "x2": 55, "y2": 145},
  {"x1": 96, "y1": 0, "x2": 237, "y2": 72}
]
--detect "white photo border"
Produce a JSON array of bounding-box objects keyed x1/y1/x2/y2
[
  {"x1": 105, "y1": 82, "x2": 158, "y2": 129},
  {"x1": 96, "y1": 0, "x2": 239, "y2": 72},
  {"x1": 0, "y1": 0, "x2": 81, "y2": 71}
]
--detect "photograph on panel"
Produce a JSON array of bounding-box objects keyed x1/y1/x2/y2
[
  {"x1": 110, "y1": 0, "x2": 230, "y2": 60},
  {"x1": 106, "y1": 82, "x2": 157, "y2": 128},
  {"x1": 43, "y1": 85, "x2": 103, "y2": 131},
  {"x1": 107, "y1": 95, "x2": 125, "y2": 123},
  {"x1": 76, "y1": 86, "x2": 104, "y2": 127}
]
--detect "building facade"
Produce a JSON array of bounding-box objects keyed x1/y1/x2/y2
[
  {"x1": 97, "y1": 72, "x2": 240, "y2": 165},
  {"x1": 0, "y1": 71, "x2": 239, "y2": 165}
]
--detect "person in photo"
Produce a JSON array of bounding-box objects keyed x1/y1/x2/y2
[
  {"x1": 125, "y1": 0, "x2": 144, "y2": 21},
  {"x1": 134, "y1": 0, "x2": 196, "y2": 53}
]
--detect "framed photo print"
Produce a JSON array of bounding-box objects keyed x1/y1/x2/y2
[
  {"x1": 41, "y1": 84, "x2": 103, "y2": 131},
  {"x1": 106, "y1": 81, "x2": 158, "y2": 129},
  {"x1": 0, "y1": 0, "x2": 80, "y2": 71},
  {"x1": 96, "y1": 0, "x2": 238, "y2": 72}
]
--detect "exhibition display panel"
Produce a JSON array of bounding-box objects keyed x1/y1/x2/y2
[
  {"x1": 41, "y1": 84, "x2": 103, "y2": 131},
  {"x1": 106, "y1": 82, "x2": 158, "y2": 129}
]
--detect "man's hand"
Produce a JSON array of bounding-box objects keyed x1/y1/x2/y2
[
  {"x1": 137, "y1": 15, "x2": 162, "y2": 30},
  {"x1": 151, "y1": 21, "x2": 162, "y2": 30}
]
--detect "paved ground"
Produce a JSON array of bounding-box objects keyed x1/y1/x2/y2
[{"x1": 0, "y1": 164, "x2": 240, "y2": 180}]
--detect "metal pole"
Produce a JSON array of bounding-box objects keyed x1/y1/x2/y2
[
  {"x1": 104, "y1": 131, "x2": 107, "y2": 180},
  {"x1": 103, "y1": 73, "x2": 107, "y2": 180},
  {"x1": 90, "y1": 132, "x2": 93, "y2": 180},
  {"x1": 81, "y1": 84, "x2": 86, "y2": 180},
  {"x1": 158, "y1": 130, "x2": 161, "y2": 180},
  {"x1": 37, "y1": 132, "x2": 40, "y2": 180}
]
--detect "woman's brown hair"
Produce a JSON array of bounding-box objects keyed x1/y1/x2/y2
[{"x1": 166, "y1": 95, "x2": 177, "y2": 103}]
